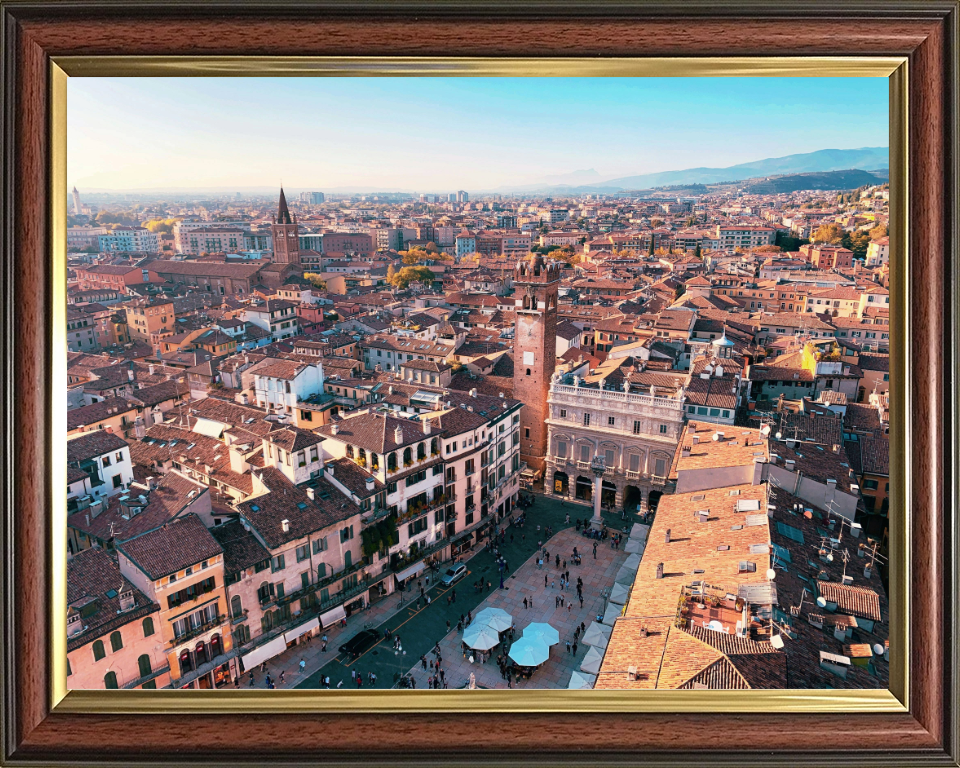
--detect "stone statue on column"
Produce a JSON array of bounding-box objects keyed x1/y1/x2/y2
[{"x1": 589, "y1": 454, "x2": 606, "y2": 530}]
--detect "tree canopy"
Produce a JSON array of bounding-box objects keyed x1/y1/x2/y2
[
  {"x1": 143, "y1": 218, "x2": 179, "y2": 234},
  {"x1": 401, "y1": 246, "x2": 452, "y2": 265},
  {"x1": 302, "y1": 272, "x2": 327, "y2": 290},
  {"x1": 388, "y1": 265, "x2": 435, "y2": 290}
]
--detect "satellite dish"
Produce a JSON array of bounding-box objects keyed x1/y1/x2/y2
[
  {"x1": 712, "y1": 433, "x2": 721, "y2": 442},
  {"x1": 765, "y1": 569, "x2": 777, "y2": 581},
  {"x1": 775, "y1": 431, "x2": 782, "y2": 439},
  {"x1": 760, "y1": 425, "x2": 771, "y2": 436},
  {"x1": 816, "y1": 596, "x2": 827, "y2": 608},
  {"x1": 826, "y1": 553, "x2": 834, "y2": 562},
  {"x1": 873, "y1": 643, "x2": 884, "y2": 656}
]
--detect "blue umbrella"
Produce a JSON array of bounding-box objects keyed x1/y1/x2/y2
[
  {"x1": 522, "y1": 622, "x2": 560, "y2": 646},
  {"x1": 508, "y1": 637, "x2": 550, "y2": 667}
]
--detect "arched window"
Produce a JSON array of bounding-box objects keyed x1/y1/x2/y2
[
  {"x1": 430, "y1": 438, "x2": 439, "y2": 456},
  {"x1": 387, "y1": 452, "x2": 397, "y2": 471},
  {"x1": 110, "y1": 631, "x2": 123, "y2": 652},
  {"x1": 417, "y1": 443, "x2": 426, "y2": 460},
  {"x1": 179, "y1": 650, "x2": 193, "y2": 674},
  {"x1": 142, "y1": 617, "x2": 155, "y2": 637},
  {"x1": 358, "y1": 448, "x2": 366, "y2": 463},
  {"x1": 92, "y1": 640, "x2": 105, "y2": 662},
  {"x1": 104, "y1": 671, "x2": 118, "y2": 689},
  {"x1": 370, "y1": 453, "x2": 379, "y2": 470},
  {"x1": 195, "y1": 641, "x2": 208, "y2": 666},
  {"x1": 231, "y1": 595, "x2": 243, "y2": 619},
  {"x1": 210, "y1": 633, "x2": 222, "y2": 659},
  {"x1": 138, "y1": 654, "x2": 152, "y2": 678},
  {"x1": 526, "y1": 368, "x2": 531, "y2": 376},
  {"x1": 257, "y1": 581, "x2": 271, "y2": 604},
  {"x1": 346, "y1": 444, "x2": 354, "y2": 458},
  {"x1": 403, "y1": 447, "x2": 412, "y2": 465}
]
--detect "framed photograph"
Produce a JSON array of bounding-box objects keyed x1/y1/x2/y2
[{"x1": 1, "y1": 2, "x2": 957, "y2": 766}]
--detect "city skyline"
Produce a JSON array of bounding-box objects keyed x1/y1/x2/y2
[{"x1": 68, "y1": 77, "x2": 888, "y2": 191}]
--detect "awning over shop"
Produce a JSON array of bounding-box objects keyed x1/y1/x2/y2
[
  {"x1": 284, "y1": 617, "x2": 319, "y2": 644},
  {"x1": 319, "y1": 605, "x2": 347, "y2": 628},
  {"x1": 394, "y1": 561, "x2": 425, "y2": 583},
  {"x1": 240, "y1": 635, "x2": 287, "y2": 670}
]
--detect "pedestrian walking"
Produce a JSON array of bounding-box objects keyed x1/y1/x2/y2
[
  {"x1": 544, "y1": 575, "x2": 548, "y2": 588},
  {"x1": 446, "y1": 620, "x2": 451, "y2": 633},
  {"x1": 298, "y1": 658, "x2": 306, "y2": 674},
  {"x1": 351, "y1": 670, "x2": 357, "y2": 682},
  {"x1": 566, "y1": 640, "x2": 572, "y2": 653},
  {"x1": 579, "y1": 595, "x2": 584, "y2": 608},
  {"x1": 452, "y1": 588, "x2": 456, "y2": 602},
  {"x1": 447, "y1": 595, "x2": 453, "y2": 606},
  {"x1": 322, "y1": 641, "x2": 327, "y2": 653},
  {"x1": 280, "y1": 670, "x2": 287, "y2": 684},
  {"x1": 523, "y1": 597, "x2": 528, "y2": 609},
  {"x1": 551, "y1": 579, "x2": 555, "y2": 589},
  {"x1": 421, "y1": 655, "x2": 428, "y2": 670},
  {"x1": 573, "y1": 641, "x2": 578, "y2": 655},
  {"x1": 556, "y1": 595, "x2": 560, "y2": 608}
]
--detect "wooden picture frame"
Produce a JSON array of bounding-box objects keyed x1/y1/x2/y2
[{"x1": 1, "y1": 2, "x2": 957, "y2": 765}]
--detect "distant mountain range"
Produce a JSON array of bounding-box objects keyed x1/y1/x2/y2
[
  {"x1": 73, "y1": 147, "x2": 889, "y2": 197},
  {"x1": 504, "y1": 147, "x2": 889, "y2": 194}
]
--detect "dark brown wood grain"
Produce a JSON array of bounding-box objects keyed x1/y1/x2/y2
[{"x1": 1, "y1": 3, "x2": 957, "y2": 766}]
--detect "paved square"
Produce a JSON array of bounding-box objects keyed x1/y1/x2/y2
[{"x1": 405, "y1": 528, "x2": 629, "y2": 689}]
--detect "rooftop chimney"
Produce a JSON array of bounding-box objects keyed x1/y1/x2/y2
[
  {"x1": 470, "y1": 388, "x2": 477, "y2": 398},
  {"x1": 365, "y1": 477, "x2": 375, "y2": 492},
  {"x1": 423, "y1": 419, "x2": 432, "y2": 435},
  {"x1": 306, "y1": 488, "x2": 315, "y2": 501},
  {"x1": 395, "y1": 425, "x2": 404, "y2": 444},
  {"x1": 664, "y1": 528, "x2": 671, "y2": 543},
  {"x1": 282, "y1": 519, "x2": 290, "y2": 532},
  {"x1": 148, "y1": 364, "x2": 155, "y2": 375},
  {"x1": 655, "y1": 562, "x2": 664, "y2": 580},
  {"x1": 118, "y1": 589, "x2": 135, "y2": 611},
  {"x1": 331, "y1": 422, "x2": 339, "y2": 435}
]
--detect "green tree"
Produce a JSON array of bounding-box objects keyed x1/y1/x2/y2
[
  {"x1": 302, "y1": 272, "x2": 327, "y2": 290},
  {"x1": 846, "y1": 231, "x2": 872, "y2": 260},
  {"x1": 869, "y1": 224, "x2": 889, "y2": 240},
  {"x1": 388, "y1": 265, "x2": 435, "y2": 290},
  {"x1": 694, "y1": 243, "x2": 702, "y2": 259},
  {"x1": 674, "y1": 284, "x2": 685, "y2": 299},
  {"x1": 648, "y1": 237, "x2": 655, "y2": 256}
]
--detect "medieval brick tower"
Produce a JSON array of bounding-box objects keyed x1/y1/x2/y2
[
  {"x1": 271, "y1": 187, "x2": 301, "y2": 266},
  {"x1": 513, "y1": 254, "x2": 560, "y2": 473}
]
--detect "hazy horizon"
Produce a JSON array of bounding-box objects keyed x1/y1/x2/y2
[{"x1": 68, "y1": 77, "x2": 889, "y2": 192}]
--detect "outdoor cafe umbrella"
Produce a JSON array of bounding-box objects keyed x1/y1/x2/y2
[
  {"x1": 608, "y1": 582, "x2": 630, "y2": 605},
  {"x1": 463, "y1": 622, "x2": 501, "y2": 651},
  {"x1": 567, "y1": 670, "x2": 597, "y2": 689},
  {"x1": 615, "y1": 564, "x2": 637, "y2": 585},
  {"x1": 580, "y1": 645, "x2": 604, "y2": 675},
  {"x1": 508, "y1": 636, "x2": 550, "y2": 667},
  {"x1": 522, "y1": 622, "x2": 560, "y2": 646},
  {"x1": 601, "y1": 602, "x2": 622, "y2": 627},
  {"x1": 582, "y1": 621, "x2": 612, "y2": 650},
  {"x1": 622, "y1": 552, "x2": 642, "y2": 572},
  {"x1": 623, "y1": 538, "x2": 643, "y2": 554},
  {"x1": 474, "y1": 607, "x2": 513, "y2": 633}
]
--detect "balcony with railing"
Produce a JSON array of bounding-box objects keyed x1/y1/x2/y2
[{"x1": 169, "y1": 614, "x2": 227, "y2": 647}]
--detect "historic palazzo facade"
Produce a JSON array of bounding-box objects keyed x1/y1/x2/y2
[{"x1": 544, "y1": 375, "x2": 686, "y2": 514}]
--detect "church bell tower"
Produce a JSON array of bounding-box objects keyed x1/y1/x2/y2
[
  {"x1": 513, "y1": 254, "x2": 560, "y2": 473},
  {"x1": 271, "y1": 187, "x2": 301, "y2": 266}
]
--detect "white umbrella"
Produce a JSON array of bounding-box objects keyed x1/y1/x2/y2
[
  {"x1": 522, "y1": 622, "x2": 560, "y2": 646},
  {"x1": 615, "y1": 564, "x2": 637, "y2": 585},
  {"x1": 474, "y1": 607, "x2": 512, "y2": 633},
  {"x1": 508, "y1": 637, "x2": 550, "y2": 667},
  {"x1": 580, "y1": 645, "x2": 604, "y2": 675},
  {"x1": 623, "y1": 538, "x2": 642, "y2": 554},
  {"x1": 622, "y1": 553, "x2": 642, "y2": 572},
  {"x1": 568, "y1": 670, "x2": 597, "y2": 689},
  {"x1": 463, "y1": 622, "x2": 501, "y2": 651},
  {"x1": 608, "y1": 582, "x2": 630, "y2": 605},
  {"x1": 629, "y1": 523, "x2": 648, "y2": 540},
  {"x1": 602, "y1": 602, "x2": 622, "y2": 626},
  {"x1": 582, "y1": 621, "x2": 612, "y2": 649}
]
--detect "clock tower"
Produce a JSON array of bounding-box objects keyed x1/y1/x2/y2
[
  {"x1": 271, "y1": 187, "x2": 301, "y2": 266},
  {"x1": 513, "y1": 254, "x2": 560, "y2": 473}
]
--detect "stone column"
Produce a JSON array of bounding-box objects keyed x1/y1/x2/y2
[
  {"x1": 589, "y1": 455, "x2": 606, "y2": 529},
  {"x1": 639, "y1": 487, "x2": 649, "y2": 515}
]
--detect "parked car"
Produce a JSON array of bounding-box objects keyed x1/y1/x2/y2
[
  {"x1": 441, "y1": 563, "x2": 467, "y2": 586},
  {"x1": 338, "y1": 628, "x2": 381, "y2": 659}
]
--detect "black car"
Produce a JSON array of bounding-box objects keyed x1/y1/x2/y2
[{"x1": 338, "y1": 628, "x2": 381, "y2": 658}]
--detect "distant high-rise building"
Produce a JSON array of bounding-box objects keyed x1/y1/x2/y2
[
  {"x1": 448, "y1": 193, "x2": 457, "y2": 203},
  {"x1": 72, "y1": 187, "x2": 81, "y2": 215},
  {"x1": 310, "y1": 191, "x2": 325, "y2": 204},
  {"x1": 299, "y1": 192, "x2": 310, "y2": 203},
  {"x1": 457, "y1": 190, "x2": 468, "y2": 203},
  {"x1": 271, "y1": 187, "x2": 301, "y2": 266}
]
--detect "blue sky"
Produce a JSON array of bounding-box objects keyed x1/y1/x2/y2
[{"x1": 68, "y1": 77, "x2": 888, "y2": 191}]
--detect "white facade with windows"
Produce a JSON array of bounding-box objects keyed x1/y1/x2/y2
[{"x1": 544, "y1": 380, "x2": 685, "y2": 513}]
